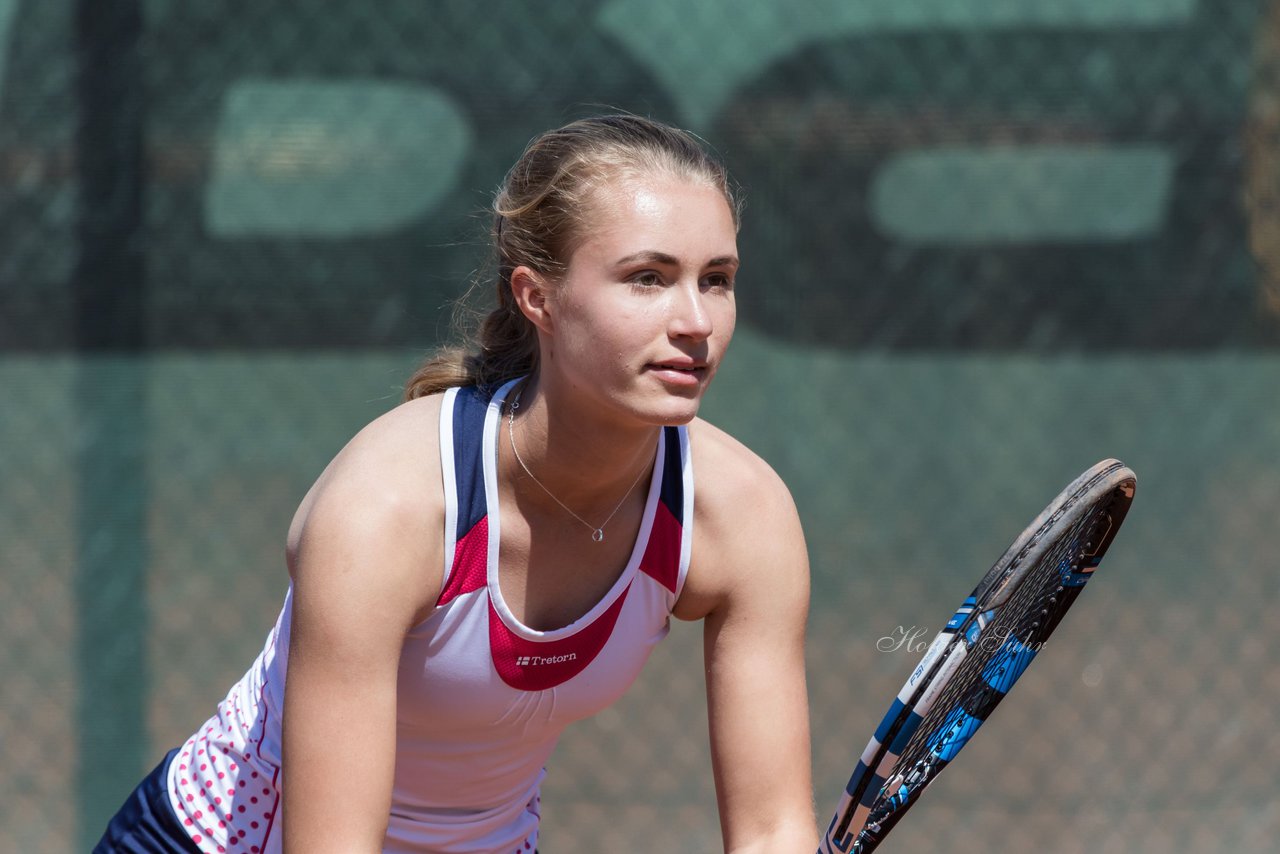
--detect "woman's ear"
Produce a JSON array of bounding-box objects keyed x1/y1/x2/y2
[{"x1": 510, "y1": 265, "x2": 554, "y2": 335}]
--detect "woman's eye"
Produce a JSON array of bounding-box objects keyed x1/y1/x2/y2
[
  {"x1": 703, "y1": 273, "x2": 733, "y2": 291},
  {"x1": 632, "y1": 271, "x2": 664, "y2": 287}
]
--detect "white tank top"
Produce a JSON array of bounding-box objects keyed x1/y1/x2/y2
[{"x1": 166, "y1": 379, "x2": 693, "y2": 853}]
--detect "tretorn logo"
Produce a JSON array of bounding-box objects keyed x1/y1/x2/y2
[{"x1": 515, "y1": 652, "x2": 578, "y2": 667}]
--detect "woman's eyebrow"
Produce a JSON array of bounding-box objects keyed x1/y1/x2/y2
[
  {"x1": 613, "y1": 250, "x2": 680, "y2": 267},
  {"x1": 613, "y1": 251, "x2": 739, "y2": 269}
]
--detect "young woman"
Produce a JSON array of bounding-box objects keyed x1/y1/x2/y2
[{"x1": 96, "y1": 115, "x2": 817, "y2": 853}]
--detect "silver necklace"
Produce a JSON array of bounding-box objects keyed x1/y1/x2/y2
[{"x1": 506, "y1": 388, "x2": 650, "y2": 543}]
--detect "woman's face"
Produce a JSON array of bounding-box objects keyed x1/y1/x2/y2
[{"x1": 542, "y1": 172, "x2": 739, "y2": 427}]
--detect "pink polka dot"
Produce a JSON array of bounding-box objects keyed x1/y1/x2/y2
[
  {"x1": 250, "y1": 821, "x2": 258, "y2": 829},
  {"x1": 250, "y1": 797, "x2": 258, "y2": 804},
  {"x1": 238, "y1": 781, "x2": 246, "y2": 788},
  {"x1": 192, "y1": 835, "x2": 202, "y2": 844},
  {"x1": 238, "y1": 830, "x2": 247, "y2": 838},
  {"x1": 251, "y1": 847, "x2": 260, "y2": 853},
  {"x1": 186, "y1": 794, "x2": 195, "y2": 802},
  {"x1": 184, "y1": 819, "x2": 193, "y2": 827},
  {"x1": 237, "y1": 806, "x2": 246, "y2": 813},
  {"x1": 215, "y1": 797, "x2": 222, "y2": 805}
]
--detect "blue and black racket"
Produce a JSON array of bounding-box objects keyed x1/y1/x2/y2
[{"x1": 819, "y1": 459, "x2": 1137, "y2": 853}]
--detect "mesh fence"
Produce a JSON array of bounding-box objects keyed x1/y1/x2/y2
[{"x1": 2, "y1": 0, "x2": 1278, "y2": 851}]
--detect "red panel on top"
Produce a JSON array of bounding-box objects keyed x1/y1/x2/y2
[
  {"x1": 436, "y1": 517, "x2": 489, "y2": 606},
  {"x1": 489, "y1": 584, "x2": 632, "y2": 691},
  {"x1": 639, "y1": 500, "x2": 682, "y2": 594}
]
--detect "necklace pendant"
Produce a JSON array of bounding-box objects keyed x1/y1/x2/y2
[{"x1": 592, "y1": 528, "x2": 604, "y2": 543}]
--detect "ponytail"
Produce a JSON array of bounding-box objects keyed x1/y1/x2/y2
[{"x1": 403, "y1": 274, "x2": 538, "y2": 400}]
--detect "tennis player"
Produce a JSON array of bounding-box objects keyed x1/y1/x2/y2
[{"x1": 95, "y1": 114, "x2": 817, "y2": 853}]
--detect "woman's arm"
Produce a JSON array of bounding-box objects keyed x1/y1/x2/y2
[
  {"x1": 280, "y1": 400, "x2": 443, "y2": 853},
  {"x1": 681, "y1": 425, "x2": 818, "y2": 853}
]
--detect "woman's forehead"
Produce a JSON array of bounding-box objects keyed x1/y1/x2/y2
[{"x1": 579, "y1": 176, "x2": 737, "y2": 252}]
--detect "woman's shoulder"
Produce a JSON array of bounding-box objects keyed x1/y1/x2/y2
[
  {"x1": 684, "y1": 417, "x2": 802, "y2": 555},
  {"x1": 285, "y1": 393, "x2": 450, "y2": 604},
  {"x1": 312, "y1": 392, "x2": 446, "y2": 507},
  {"x1": 686, "y1": 417, "x2": 792, "y2": 510},
  {"x1": 676, "y1": 417, "x2": 808, "y2": 620}
]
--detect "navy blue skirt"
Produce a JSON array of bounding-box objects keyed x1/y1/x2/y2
[{"x1": 94, "y1": 748, "x2": 203, "y2": 853}]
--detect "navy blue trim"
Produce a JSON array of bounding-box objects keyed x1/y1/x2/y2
[
  {"x1": 658, "y1": 425, "x2": 683, "y2": 522},
  {"x1": 451, "y1": 385, "x2": 495, "y2": 542}
]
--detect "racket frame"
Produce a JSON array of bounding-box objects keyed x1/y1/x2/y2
[{"x1": 819, "y1": 459, "x2": 1136, "y2": 853}]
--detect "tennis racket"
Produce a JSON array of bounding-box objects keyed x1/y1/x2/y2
[{"x1": 818, "y1": 458, "x2": 1136, "y2": 854}]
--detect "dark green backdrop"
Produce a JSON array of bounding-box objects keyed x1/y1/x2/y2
[{"x1": 2, "y1": 1, "x2": 1276, "y2": 850}]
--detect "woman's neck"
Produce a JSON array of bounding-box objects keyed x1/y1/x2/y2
[{"x1": 503, "y1": 376, "x2": 660, "y2": 514}]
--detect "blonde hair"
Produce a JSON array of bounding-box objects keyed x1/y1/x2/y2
[{"x1": 404, "y1": 115, "x2": 740, "y2": 400}]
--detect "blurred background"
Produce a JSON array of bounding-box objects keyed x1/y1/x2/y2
[{"x1": 2, "y1": 0, "x2": 1278, "y2": 851}]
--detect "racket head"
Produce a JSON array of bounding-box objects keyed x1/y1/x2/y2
[{"x1": 974, "y1": 458, "x2": 1135, "y2": 609}]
